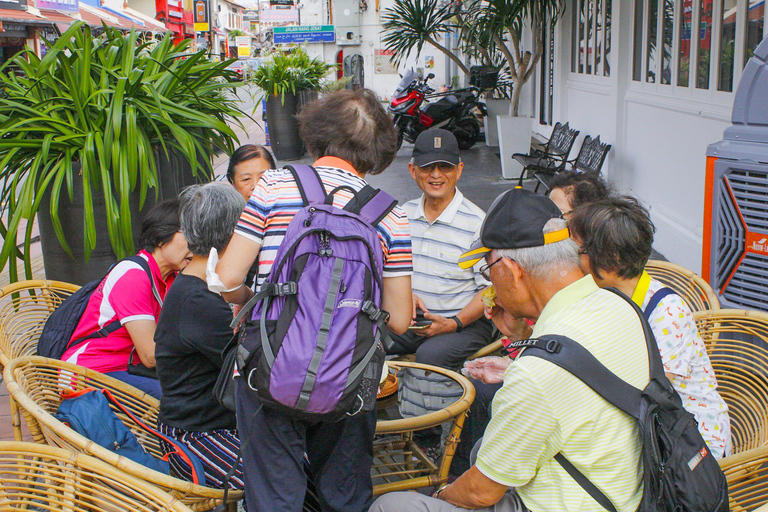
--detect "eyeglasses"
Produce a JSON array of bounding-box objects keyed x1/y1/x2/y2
[
  {"x1": 479, "y1": 257, "x2": 504, "y2": 281},
  {"x1": 417, "y1": 164, "x2": 457, "y2": 174}
]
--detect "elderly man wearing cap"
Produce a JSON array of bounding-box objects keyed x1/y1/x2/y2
[
  {"x1": 385, "y1": 128, "x2": 496, "y2": 370},
  {"x1": 371, "y1": 188, "x2": 649, "y2": 512}
]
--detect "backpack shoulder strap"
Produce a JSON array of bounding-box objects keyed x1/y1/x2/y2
[
  {"x1": 554, "y1": 453, "x2": 617, "y2": 512},
  {"x1": 605, "y1": 287, "x2": 665, "y2": 380},
  {"x1": 126, "y1": 255, "x2": 162, "y2": 307},
  {"x1": 512, "y1": 335, "x2": 642, "y2": 418},
  {"x1": 285, "y1": 165, "x2": 326, "y2": 206},
  {"x1": 355, "y1": 188, "x2": 398, "y2": 226},
  {"x1": 643, "y1": 286, "x2": 677, "y2": 321}
]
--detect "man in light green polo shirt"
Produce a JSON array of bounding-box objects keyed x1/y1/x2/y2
[{"x1": 371, "y1": 187, "x2": 649, "y2": 512}]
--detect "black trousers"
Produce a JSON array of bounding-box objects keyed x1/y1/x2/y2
[
  {"x1": 235, "y1": 378, "x2": 376, "y2": 512},
  {"x1": 386, "y1": 316, "x2": 496, "y2": 369}
]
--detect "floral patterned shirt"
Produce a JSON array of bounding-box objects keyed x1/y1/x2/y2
[{"x1": 636, "y1": 273, "x2": 732, "y2": 458}]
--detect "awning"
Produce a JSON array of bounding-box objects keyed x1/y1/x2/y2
[
  {"x1": 0, "y1": 9, "x2": 53, "y2": 25},
  {"x1": 98, "y1": 5, "x2": 145, "y2": 28},
  {"x1": 77, "y1": 4, "x2": 127, "y2": 29},
  {"x1": 38, "y1": 9, "x2": 77, "y2": 25}
]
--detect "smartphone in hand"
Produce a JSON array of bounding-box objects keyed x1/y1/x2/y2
[{"x1": 408, "y1": 310, "x2": 433, "y2": 330}]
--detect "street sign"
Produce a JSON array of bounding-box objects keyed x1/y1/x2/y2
[
  {"x1": 193, "y1": 0, "x2": 209, "y2": 32},
  {"x1": 273, "y1": 25, "x2": 335, "y2": 44},
  {"x1": 238, "y1": 46, "x2": 250, "y2": 57},
  {"x1": 235, "y1": 35, "x2": 250, "y2": 47},
  {"x1": 243, "y1": 9, "x2": 258, "y2": 21}
]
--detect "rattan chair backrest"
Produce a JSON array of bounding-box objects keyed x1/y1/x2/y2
[
  {"x1": 645, "y1": 260, "x2": 720, "y2": 312},
  {"x1": 4, "y1": 356, "x2": 242, "y2": 511},
  {"x1": 719, "y1": 445, "x2": 768, "y2": 512},
  {"x1": 0, "y1": 280, "x2": 80, "y2": 368},
  {"x1": 694, "y1": 309, "x2": 768, "y2": 455},
  {"x1": 0, "y1": 441, "x2": 194, "y2": 511}
]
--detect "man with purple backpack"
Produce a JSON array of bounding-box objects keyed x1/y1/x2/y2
[{"x1": 214, "y1": 89, "x2": 413, "y2": 512}]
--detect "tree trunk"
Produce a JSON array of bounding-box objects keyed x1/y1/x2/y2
[
  {"x1": 510, "y1": 78, "x2": 525, "y2": 117},
  {"x1": 426, "y1": 36, "x2": 470, "y2": 76}
]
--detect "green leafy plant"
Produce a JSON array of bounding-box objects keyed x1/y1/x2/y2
[
  {"x1": 0, "y1": 22, "x2": 246, "y2": 280},
  {"x1": 381, "y1": 0, "x2": 469, "y2": 75},
  {"x1": 250, "y1": 47, "x2": 335, "y2": 101}
]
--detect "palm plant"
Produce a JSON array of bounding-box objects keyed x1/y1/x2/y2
[
  {"x1": 381, "y1": 0, "x2": 469, "y2": 75},
  {"x1": 464, "y1": 0, "x2": 566, "y2": 116},
  {"x1": 0, "y1": 22, "x2": 245, "y2": 280},
  {"x1": 250, "y1": 47, "x2": 335, "y2": 101}
]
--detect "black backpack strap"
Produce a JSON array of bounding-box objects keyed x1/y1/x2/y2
[
  {"x1": 643, "y1": 286, "x2": 677, "y2": 321},
  {"x1": 513, "y1": 336, "x2": 641, "y2": 418},
  {"x1": 285, "y1": 165, "x2": 326, "y2": 206},
  {"x1": 68, "y1": 255, "x2": 160, "y2": 350},
  {"x1": 554, "y1": 454, "x2": 617, "y2": 512}
]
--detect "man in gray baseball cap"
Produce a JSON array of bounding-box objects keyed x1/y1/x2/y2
[{"x1": 387, "y1": 128, "x2": 495, "y2": 370}]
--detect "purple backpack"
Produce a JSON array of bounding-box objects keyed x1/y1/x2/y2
[{"x1": 233, "y1": 165, "x2": 397, "y2": 421}]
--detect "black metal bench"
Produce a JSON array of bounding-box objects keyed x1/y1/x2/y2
[
  {"x1": 532, "y1": 135, "x2": 612, "y2": 193},
  {"x1": 513, "y1": 122, "x2": 580, "y2": 185}
]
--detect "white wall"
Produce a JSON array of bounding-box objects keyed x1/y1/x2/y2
[
  {"x1": 128, "y1": 0, "x2": 157, "y2": 19},
  {"x1": 550, "y1": 0, "x2": 736, "y2": 273}
]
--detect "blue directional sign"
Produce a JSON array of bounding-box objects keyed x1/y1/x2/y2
[{"x1": 274, "y1": 25, "x2": 336, "y2": 44}]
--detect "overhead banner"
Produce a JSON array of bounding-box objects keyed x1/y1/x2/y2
[
  {"x1": 37, "y1": 0, "x2": 78, "y2": 12},
  {"x1": 193, "y1": 0, "x2": 208, "y2": 31},
  {"x1": 242, "y1": 9, "x2": 258, "y2": 21},
  {"x1": 273, "y1": 25, "x2": 335, "y2": 44},
  {"x1": 270, "y1": 0, "x2": 293, "y2": 6}
]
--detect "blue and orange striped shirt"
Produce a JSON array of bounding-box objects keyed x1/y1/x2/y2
[{"x1": 234, "y1": 157, "x2": 413, "y2": 288}]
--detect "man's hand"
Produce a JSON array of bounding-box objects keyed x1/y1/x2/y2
[
  {"x1": 412, "y1": 293, "x2": 428, "y2": 320},
  {"x1": 414, "y1": 311, "x2": 458, "y2": 337},
  {"x1": 484, "y1": 305, "x2": 532, "y2": 340},
  {"x1": 462, "y1": 356, "x2": 512, "y2": 384}
]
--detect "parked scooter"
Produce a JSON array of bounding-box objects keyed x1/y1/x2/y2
[{"x1": 388, "y1": 70, "x2": 486, "y2": 151}]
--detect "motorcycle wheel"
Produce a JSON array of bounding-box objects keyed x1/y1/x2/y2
[
  {"x1": 396, "y1": 129, "x2": 404, "y2": 151},
  {"x1": 454, "y1": 118, "x2": 480, "y2": 150}
]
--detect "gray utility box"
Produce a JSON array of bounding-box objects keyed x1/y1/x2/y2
[
  {"x1": 334, "y1": 0, "x2": 361, "y2": 45},
  {"x1": 705, "y1": 35, "x2": 768, "y2": 311}
]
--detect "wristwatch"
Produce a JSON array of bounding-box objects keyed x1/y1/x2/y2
[{"x1": 450, "y1": 315, "x2": 464, "y2": 332}]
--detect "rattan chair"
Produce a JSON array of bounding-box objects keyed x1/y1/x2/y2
[
  {"x1": 719, "y1": 445, "x2": 768, "y2": 512},
  {"x1": 693, "y1": 309, "x2": 768, "y2": 455},
  {"x1": 4, "y1": 356, "x2": 242, "y2": 511},
  {"x1": 373, "y1": 361, "x2": 475, "y2": 496},
  {"x1": 0, "y1": 441, "x2": 194, "y2": 511},
  {"x1": 0, "y1": 280, "x2": 80, "y2": 441},
  {"x1": 468, "y1": 338, "x2": 505, "y2": 360},
  {"x1": 645, "y1": 260, "x2": 720, "y2": 312}
]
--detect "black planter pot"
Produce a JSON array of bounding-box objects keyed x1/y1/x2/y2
[
  {"x1": 38, "y1": 152, "x2": 208, "y2": 285},
  {"x1": 265, "y1": 93, "x2": 305, "y2": 161}
]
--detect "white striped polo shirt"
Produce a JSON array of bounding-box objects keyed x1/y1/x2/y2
[
  {"x1": 403, "y1": 189, "x2": 488, "y2": 317},
  {"x1": 476, "y1": 275, "x2": 648, "y2": 512}
]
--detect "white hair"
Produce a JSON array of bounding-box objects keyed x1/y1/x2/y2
[{"x1": 497, "y1": 218, "x2": 580, "y2": 280}]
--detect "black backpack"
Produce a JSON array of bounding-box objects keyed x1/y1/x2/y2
[
  {"x1": 38, "y1": 256, "x2": 160, "y2": 360},
  {"x1": 508, "y1": 288, "x2": 728, "y2": 512}
]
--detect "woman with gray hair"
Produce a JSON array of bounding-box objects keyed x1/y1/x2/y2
[{"x1": 154, "y1": 182, "x2": 247, "y2": 488}]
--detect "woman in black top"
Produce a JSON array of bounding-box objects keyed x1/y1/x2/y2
[{"x1": 155, "y1": 182, "x2": 246, "y2": 488}]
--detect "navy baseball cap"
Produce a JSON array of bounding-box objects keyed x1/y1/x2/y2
[
  {"x1": 411, "y1": 128, "x2": 461, "y2": 167},
  {"x1": 459, "y1": 187, "x2": 569, "y2": 269}
]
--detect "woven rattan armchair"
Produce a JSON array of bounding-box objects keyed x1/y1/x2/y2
[
  {"x1": 4, "y1": 356, "x2": 243, "y2": 511},
  {"x1": 693, "y1": 309, "x2": 768, "y2": 455},
  {"x1": 0, "y1": 280, "x2": 80, "y2": 441},
  {"x1": 645, "y1": 260, "x2": 720, "y2": 312},
  {"x1": 719, "y1": 445, "x2": 768, "y2": 511},
  {"x1": 373, "y1": 361, "x2": 475, "y2": 496},
  {"x1": 0, "y1": 441, "x2": 194, "y2": 511}
]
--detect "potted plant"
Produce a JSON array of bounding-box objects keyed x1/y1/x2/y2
[
  {"x1": 0, "y1": 22, "x2": 246, "y2": 284},
  {"x1": 463, "y1": 0, "x2": 566, "y2": 178},
  {"x1": 250, "y1": 47, "x2": 334, "y2": 160}
]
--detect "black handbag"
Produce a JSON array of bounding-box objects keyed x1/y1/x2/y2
[
  {"x1": 213, "y1": 331, "x2": 240, "y2": 412},
  {"x1": 126, "y1": 349, "x2": 158, "y2": 379}
]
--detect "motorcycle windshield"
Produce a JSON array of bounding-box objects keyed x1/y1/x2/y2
[{"x1": 394, "y1": 69, "x2": 418, "y2": 95}]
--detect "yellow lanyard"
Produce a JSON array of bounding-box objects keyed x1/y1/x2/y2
[{"x1": 631, "y1": 270, "x2": 652, "y2": 308}]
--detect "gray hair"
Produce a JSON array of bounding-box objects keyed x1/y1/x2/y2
[
  {"x1": 497, "y1": 218, "x2": 581, "y2": 280},
  {"x1": 179, "y1": 182, "x2": 246, "y2": 256}
]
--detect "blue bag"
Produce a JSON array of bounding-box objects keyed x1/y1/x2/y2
[{"x1": 55, "y1": 388, "x2": 206, "y2": 486}]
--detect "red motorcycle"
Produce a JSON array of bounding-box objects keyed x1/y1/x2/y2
[{"x1": 388, "y1": 70, "x2": 486, "y2": 151}]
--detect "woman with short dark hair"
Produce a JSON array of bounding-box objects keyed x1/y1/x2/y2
[
  {"x1": 155, "y1": 182, "x2": 246, "y2": 487},
  {"x1": 62, "y1": 198, "x2": 191, "y2": 399},
  {"x1": 227, "y1": 144, "x2": 276, "y2": 201},
  {"x1": 547, "y1": 171, "x2": 611, "y2": 218},
  {"x1": 569, "y1": 196, "x2": 731, "y2": 458}
]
